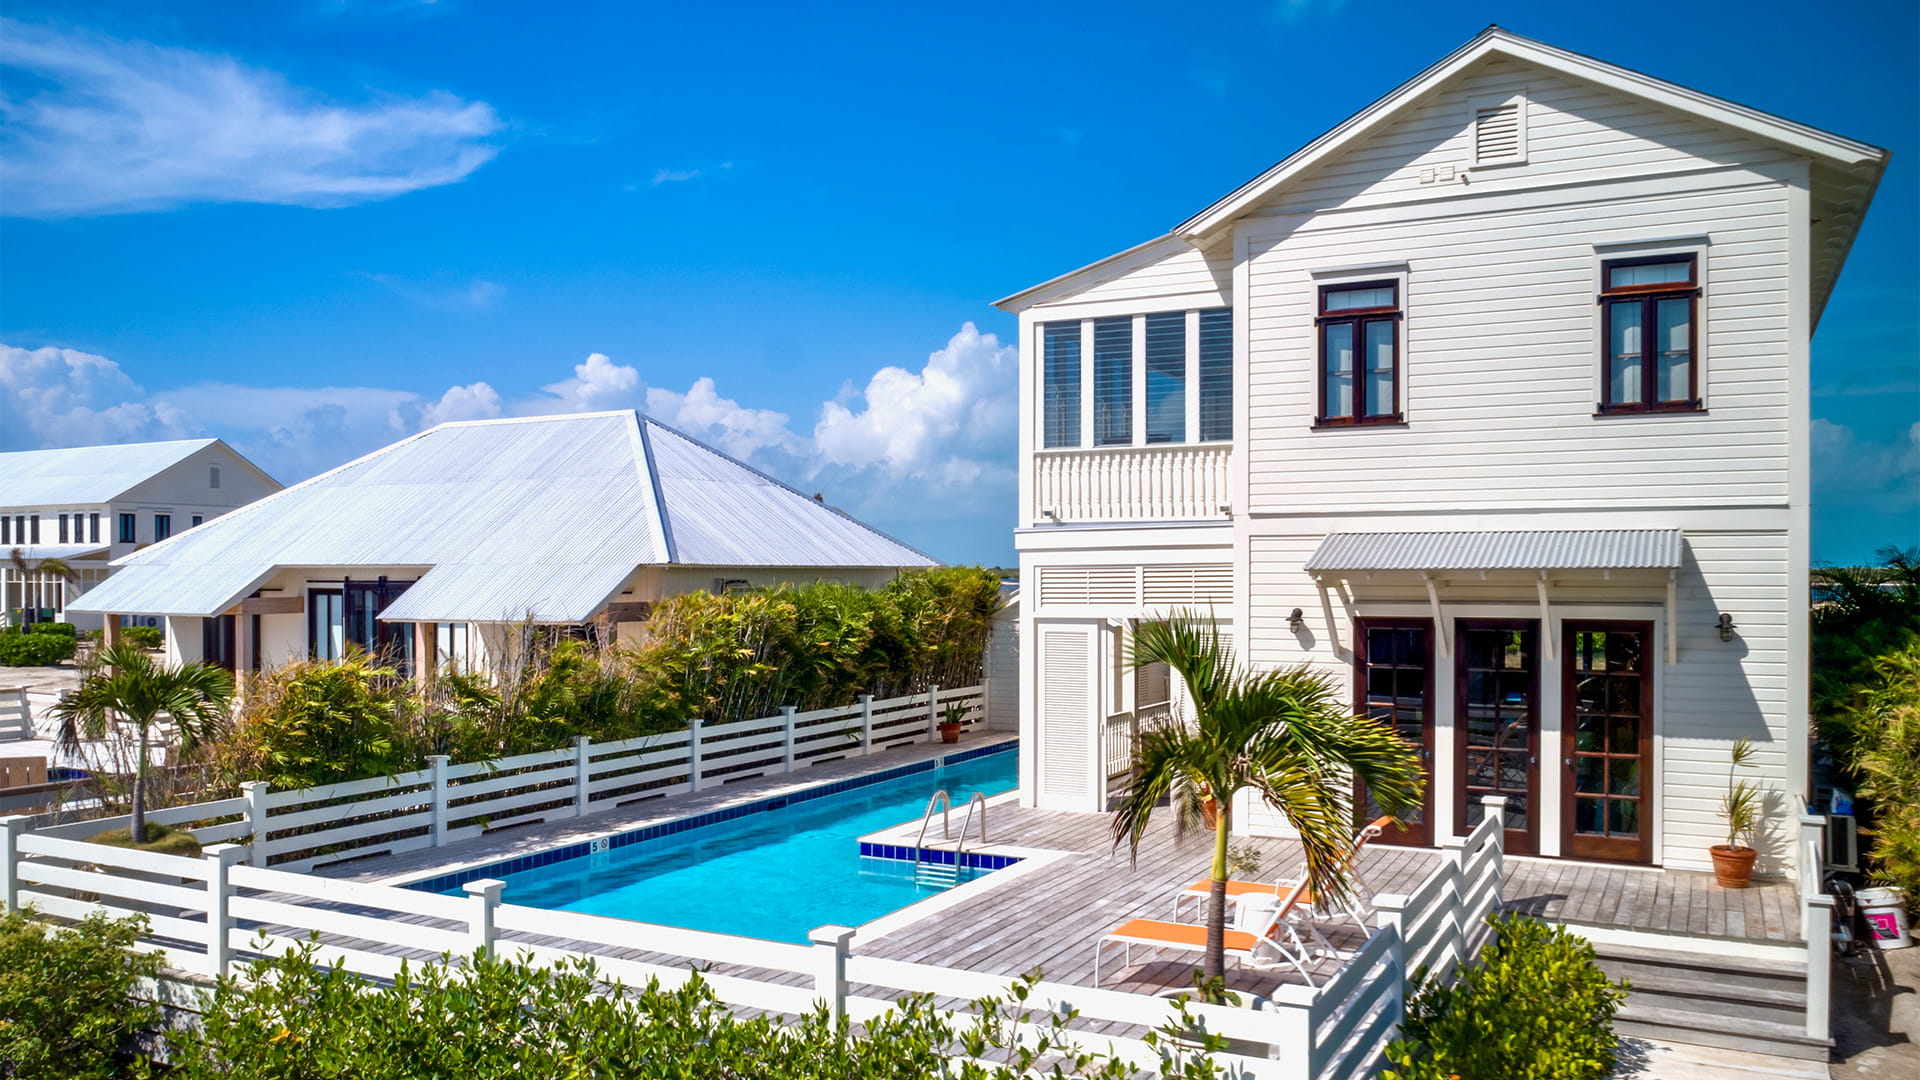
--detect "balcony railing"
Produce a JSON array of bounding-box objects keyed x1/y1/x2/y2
[{"x1": 1034, "y1": 443, "x2": 1230, "y2": 524}]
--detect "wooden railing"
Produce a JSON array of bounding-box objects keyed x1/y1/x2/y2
[{"x1": 1034, "y1": 443, "x2": 1230, "y2": 523}]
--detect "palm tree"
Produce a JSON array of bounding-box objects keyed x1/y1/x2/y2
[
  {"x1": 52, "y1": 643, "x2": 234, "y2": 844},
  {"x1": 1113, "y1": 614, "x2": 1425, "y2": 980}
]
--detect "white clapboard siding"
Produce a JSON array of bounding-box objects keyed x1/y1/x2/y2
[
  {"x1": 1036, "y1": 625, "x2": 1097, "y2": 811},
  {"x1": 1024, "y1": 236, "x2": 1232, "y2": 313}
]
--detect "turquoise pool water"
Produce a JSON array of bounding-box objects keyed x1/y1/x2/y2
[{"x1": 448, "y1": 748, "x2": 1018, "y2": 943}]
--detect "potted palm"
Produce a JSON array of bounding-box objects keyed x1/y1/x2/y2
[
  {"x1": 938, "y1": 702, "x2": 967, "y2": 744},
  {"x1": 1114, "y1": 613, "x2": 1424, "y2": 982},
  {"x1": 1711, "y1": 737, "x2": 1760, "y2": 888}
]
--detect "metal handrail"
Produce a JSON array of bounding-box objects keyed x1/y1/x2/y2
[
  {"x1": 914, "y1": 790, "x2": 953, "y2": 853},
  {"x1": 953, "y1": 791, "x2": 988, "y2": 854}
]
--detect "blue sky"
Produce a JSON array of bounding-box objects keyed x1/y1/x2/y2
[{"x1": 2, "y1": 1, "x2": 1914, "y2": 566}]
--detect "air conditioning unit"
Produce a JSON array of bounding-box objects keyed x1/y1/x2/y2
[{"x1": 1826, "y1": 814, "x2": 1860, "y2": 873}]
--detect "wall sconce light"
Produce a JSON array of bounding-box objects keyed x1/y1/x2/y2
[
  {"x1": 1041, "y1": 508, "x2": 1059, "y2": 521},
  {"x1": 1716, "y1": 613, "x2": 1736, "y2": 642},
  {"x1": 1288, "y1": 608, "x2": 1306, "y2": 632}
]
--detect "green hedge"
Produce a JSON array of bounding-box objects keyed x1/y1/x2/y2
[
  {"x1": 0, "y1": 908, "x2": 162, "y2": 1080},
  {"x1": 25, "y1": 622, "x2": 77, "y2": 638},
  {"x1": 122, "y1": 625, "x2": 164, "y2": 649},
  {"x1": 1384, "y1": 914, "x2": 1629, "y2": 1080},
  {"x1": 0, "y1": 630, "x2": 76, "y2": 666}
]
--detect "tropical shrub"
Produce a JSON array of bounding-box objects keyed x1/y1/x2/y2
[
  {"x1": 171, "y1": 942, "x2": 1220, "y2": 1080},
  {"x1": 1831, "y1": 637, "x2": 1920, "y2": 911},
  {"x1": 122, "y1": 626, "x2": 164, "y2": 650},
  {"x1": 217, "y1": 654, "x2": 413, "y2": 789},
  {"x1": 1383, "y1": 914, "x2": 1628, "y2": 1080},
  {"x1": 0, "y1": 629, "x2": 74, "y2": 666},
  {"x1": 25, "y1": 621, "x2": 77, "y2": 638},
  {"x1": 0, "y1": 908, "x2": 162, "y2": 1080}
]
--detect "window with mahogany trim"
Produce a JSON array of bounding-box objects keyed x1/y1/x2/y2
[
  {"x1": 1599, "y1": 254, "x2": 1700, "y2": 413},
  {"x1": 1316, "y1": 280, "x2": 1401, "y2": 425}
]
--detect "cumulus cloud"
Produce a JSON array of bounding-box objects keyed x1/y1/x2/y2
[
  {"x1": 1812, "y1": 417, "x2": 1920, "y2": 515},
  {"x1": 813, "y1": 322, "x2": 1015, "y2": 482},
  {"x1": 0, "y1": 17, "x2": 502, "y2": 217},
  {"x1": 0, "y1": 345, "x2": 196, "y2": 446},
  {"x1": 421, "y1": 381, "x2": 503, "y2": 425},
  {"x1": 529, "y1": 352, "x2": 647, "y2": 413}
]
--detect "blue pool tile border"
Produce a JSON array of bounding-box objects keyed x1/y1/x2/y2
[
  {"x1": 404, "y1": 740, "x2": 1019, "y2": 894},
  {"x1": 857, "y1": 841, "x2": 1020, "y2": 872}
]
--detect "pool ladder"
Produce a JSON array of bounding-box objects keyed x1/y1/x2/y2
[{"x1": 912, "y1": 790, "x2": 987, "y2": 891}]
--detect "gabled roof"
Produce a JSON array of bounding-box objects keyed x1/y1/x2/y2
[
  {"x1": 0, "y1": 438, "x2": 259, "y2": 506},
  {"x1": 68, "y1": 411, "x2": 936, "y2": 621},
  {"x1": 997, "y1": 27, "x2": 1888, "y2": 320}
]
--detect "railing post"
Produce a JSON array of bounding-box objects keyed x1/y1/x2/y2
[
  {"x1": 573, "y1": 736, "x2": 592, "y2": 817},
  {"x1": 427, "y1": 754, "x2": 450, "y2": 847},
  {"x1": 1480, "y1": 795, "x2": 1508, "y2": 896},
  {"x1": 688, "y1": 718, "x2": 705, "y2": 793},
  {"x1": 240, "y1": 781, "x2": 270, "y2": 866},
  {"x1": 808, "y1": 924, "x2": 856, "y2": 1022},
  {"x1": 0, "y1": 816, "x2": 25, "y2": 912},
  {"x1": 1799, "y1": 811, "x2": 1831, "y2": 1040},
  {"x1": 1371, "y1": 891, "x2": 1412, "y2": 1029},
  {"x1": 926, "y1": 685, "x2": 940, "y2": 741},
  {"x1": 203, "y1": 843, "x2": 245, "y2": 977},
  {"x1": 1437, "y1": 836, "x2": 1470, "y2": 975},
  {"x1": 782, "y1": 706, "x2": 798, "y2": 773},
  {"x1": 859, "y1": 695, "x2": 874, "y2": 755},
  {"x1": 464, "y1": 878, "x2": 504, "y2": 958},
  {"x1": 1263, "y1": 1006, "x2": 1314, "y2": 1074}
]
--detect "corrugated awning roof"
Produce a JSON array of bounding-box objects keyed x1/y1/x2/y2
[
  {"x1": 1303, "y1": 530, "x2": 1684, "y2": 572},
  {"x1": 7, "y1": 544, "x2": 110, "y2": 561}
]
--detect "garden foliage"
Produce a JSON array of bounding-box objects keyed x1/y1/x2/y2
[
  {"x1": 122, "y1": 626, "x2": 165, "y2": 650},
  {"x1": 1383, "y1": 914, "x2": 1628, "y2": 1080},
  {"x1": 0, "y1": 627, "x2": 76, "y2": 665},
  {"x1": 0, "y1": 908, "x2": 161, "y2": 1080}
]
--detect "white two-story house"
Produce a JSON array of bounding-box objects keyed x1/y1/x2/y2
[{"x1": 997, "y1": 28, "x2": 1886, "y2": 881}]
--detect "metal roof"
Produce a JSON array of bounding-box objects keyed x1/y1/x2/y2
[
  {"x1": 6, "y1": 544, "x2": 109, "y2": 562},
  {"x1": 0, "y1": 439, "x2": 223, "y2": 506},
  {"x1": 69, "y1": 411, "x2": 933, "y2": 620},
  {"x1": 1304, "y1": 530, "x2": 1685, "y2": 573}
]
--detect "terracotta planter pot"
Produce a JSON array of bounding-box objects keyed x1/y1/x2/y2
[
  {"x1": 938, "y1": 723, "x2": 962, "y2": 744},
  {"x1": 1710, "y1": 844, "x2": 1757, "y2": 888}
]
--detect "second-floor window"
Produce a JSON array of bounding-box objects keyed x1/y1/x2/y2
[
  {"x1": 118, "y1": 513, "x2": 136, "y2": 543},
  {"x1": 154, "y1": 514, "x2": 172, "y2": 541},
  {"x1": 1317, "y1": 281, "x2": 1401, "y2": 425},
  {"x1": 1600, "y1": 255, "x2": 1699, "y2": 413},
  {"x1": 1092, "y1": 317, "x2": 1132, "y2": 446},
  {"x1": 58, "y1": 514, "x2": 69, "y2": 543},
  {"x1": 1041, "y1": 307, "x2": 1233, "y2": 449},
  {"x1": 88, "y1": 513, "x2": 100, "y2": 543},
  {"x1": 1042, "y1": 322, "x2": 1082, "y2": 449},
  {"x1": 28, "y1": 515, "x2": 39, "y2": 544}
]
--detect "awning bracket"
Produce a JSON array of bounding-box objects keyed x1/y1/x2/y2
[{"x1": 1421, "y1": 572, "x2": 1450, "y2": 657}]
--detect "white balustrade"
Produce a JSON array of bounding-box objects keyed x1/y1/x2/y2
[{"x1": 1034, "y1": 443, "x2": 1230, "y2": 523}]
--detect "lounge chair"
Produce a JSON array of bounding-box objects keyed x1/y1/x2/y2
[
  {"x1": 1095, "y1": 878, "x2": 1325, "y2": 988},
  {"x1": 1170, "y1": 816, "x2": 1394, "y2": 923}
]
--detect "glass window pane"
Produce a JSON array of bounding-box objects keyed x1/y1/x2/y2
[
  {"x1": 1144, "y1": 312, "x2": 1186, "y2": 444},
  {"x1": 1323, "y1": 322, "x2": 1355, "y2": 418},
  {"x1": 1324, "y1": 285, "x2": 1396, "y2": 312},
  {"x1": 1041, "y1": 322, "x2": 1081, "y2": 448},
  {"x1": 1608, "y1": 301, "x2": 1643, "y2": 404},
  {"x1": 1655, "y1": 297, "x2": 1692, "y2": 402},
  {"x1": 1575, "y1": 797, "x2": 1604, "y2": 834},
  {"x1": 1364, "y1": 319, "x2": 1395, "y2": 417},
  {"x1": 1093, "y1": 317, "x2": 1132, "y2": 446},
  {"x1": 1608, "y1": 798, "x2": 1640, "y2": 837},
  {"x1": 1196, "y1": 308, "x2": 1232, "y2": 441},
  {"x1": 1607, "y1": 260, "x2": 1691, "y2": 289}
]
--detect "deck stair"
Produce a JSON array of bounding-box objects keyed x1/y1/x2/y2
[{"x1": 1589, "y1": 940, "x2": 1829, "y2": 1061}]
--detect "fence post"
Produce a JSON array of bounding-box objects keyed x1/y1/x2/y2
[
  {"x1": 688, "y1": 719, "x2": 705, "y2": 793},
  {"x1": 926, "y1": 685, "x2": 940, "y2": 741},
  {"x1": 203, "y1": 843, "x2": 245, "y2": 977},
  {"x1": 808, "y1": 924, "x2": 856, "y2": 1022},
  {"x1": 240, "y1": 781, "x2": 270, "y2": 866},
  {"x1": 1263, "y1": 1005, "x2": 1314, "y2": 1073},
  {"x1": 0, "y1": 816, "x2": 25, "y2": 912},
  {"x1": 573, "y1": 736, "x2": 592, "y2": 817},
  {"x1": 465, "y1": 879, "x2": 505, "y2": 958},
  {"x1": 1436, "y1": 835, "x2": 1469, "y2": 972},
  {"x1": 859, "y1": 695, "x2": 874, "y2": 756},
  {"x1": 1479, "y1": 795, "x2": 1508, "y2": 895},
  {"x1": 782, "y1": 706, "x2": 798, "y2": 773},
  {"x1": 980, "y1": 676, "x2": 990, "y2": 730},
  {"x1": 1799, "y1": 811, "x2": 1832, "y2": 1041},
  {"x1": 1371, "y1": 891, "x2": 1412, "y2": 1032},
  {"x1": 428, "y1": 754, "x2": 450, "y2": 846}
]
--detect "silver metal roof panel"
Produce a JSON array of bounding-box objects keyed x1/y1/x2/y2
[
  {"x1": 0, "y1": 439, "x2": 222, "y2": 506},
  {"x1": 1303, "y1": 530, "x2": 1684, "y2": 572}
]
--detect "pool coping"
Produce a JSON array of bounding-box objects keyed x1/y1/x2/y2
[{"x1": 390, "y1": 736, "x2": 1022, "y2": 895}]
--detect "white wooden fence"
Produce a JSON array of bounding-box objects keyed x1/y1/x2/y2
[{"x1": 19, "y1": 685, "x2": 984, "y2": 873}]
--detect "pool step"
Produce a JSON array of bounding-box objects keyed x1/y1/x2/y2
[{"x1": 914, "y1": 859, "x2": 963, "y2": 890}]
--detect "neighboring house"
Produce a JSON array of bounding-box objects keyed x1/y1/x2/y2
[
  {"x1": 67, "y1": 411, "x2": 936, "y2": 674},
  {"x1": 996, "y1": 28, "x2": 1886, "y2": 883},
  {"x1": 0, "y1": 439, "x2": 282, "y2": 631}
]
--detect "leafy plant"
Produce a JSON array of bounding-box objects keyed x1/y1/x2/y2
[
  {"x1": 942, "y1": 701, "x2": 968, "y2": 727},
  {"x1": 0, "y1": 629, "x2": 75, "y2": 666},
  {"x1": 1719, "y1": 737, "x2": 1760, "y2": 852},
  {"x1": 0, "y1": 908, "x2": 162, "y2": 1080},
  {"x1": 1113, "y1": 612, "x2": 1424, "y2": 979},
  {"x1": 218, "y1": 653, "x2": 412, "y2": 789},
  {"x1": 51, "y1": 643, "x2": 232, "y2": 844},
  {"x1": 1383, "y1": 914, "x2": 1629, "y2": 1080},
  {"x1": 1832, "y1": 637, "x2": 1920, "y2": 911},
  {"x1": 25, "y1": 622, "x2": 78, "y2": 638},
  {"x1": 121, "y1": 626, "x2": 165, "y2": 650}
]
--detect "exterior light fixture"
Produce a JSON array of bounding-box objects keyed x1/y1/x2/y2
[
  {"x1": 1042, "y1": 508, "x2": 1059, "y2": 521},
  {"x1": 1716, "y1": 613, "x2": 1736, "y2": 642},
  {"x1": 1288, "y1": 608, "x2": 1306, "y2": 632}
]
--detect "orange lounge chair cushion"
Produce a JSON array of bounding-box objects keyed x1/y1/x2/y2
[
  {"x1": 1105, "y1": 918, "x2": 1261, "y2": 955},
  {"x1": 1179, "y1": 878, "x2": 1322, "y2": 905}
]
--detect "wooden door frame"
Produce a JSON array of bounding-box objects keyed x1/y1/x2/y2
[
  {"x1": 1352, "y1": 616, "x2": 1435, "y2": 847},
  {"x1": 1561, "y1": 619, "x2": 1656, "y2": 864},
  {"x1": 1453, "y1": 618, "x2": 1541, "y2": 856}
]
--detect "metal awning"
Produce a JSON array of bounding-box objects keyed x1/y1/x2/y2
[
  {"x1": 1303, "y1": 530, "x2": 1683, "y2": 573},
  {"x1": 7, "y1": 544, "x2": 110, "y2": 562}
]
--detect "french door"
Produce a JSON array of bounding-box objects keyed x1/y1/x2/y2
[
  {"x1": 1563, "y1": 622, "x2": 1655, "y2": 862},
  {"x1": 1354, "y1": 619, "x2": 1434, "y2": 846},
  {"x1": 1455, "y1": 620, "x2": 1539, "y2": 855}
]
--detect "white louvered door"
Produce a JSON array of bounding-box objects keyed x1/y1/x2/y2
[{"x1": 1036, "y1": 622, "x2": 1101, "y2": 811}]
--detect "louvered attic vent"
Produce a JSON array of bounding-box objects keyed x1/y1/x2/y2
[{"x1": 1473, "y1": 101, "x2": 1523, "y2": 165}]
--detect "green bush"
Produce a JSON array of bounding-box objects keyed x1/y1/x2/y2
[
  {"x1": 25, "y1": 622, "x2": 77, "y2": 638},
  {"x1": 0, "y1": 630, "x2": 75, "y2": 666},
  {"x1": 171, "y1": 942, "x2": 1216, "y2": 1080},
  {"x1": 1831, "y1": 636, "x2": 1920, "y2": 911},
  {"x1": 1384, "y1": 914, "x2": 1628, "y2": 1080},
  {"x1": 0, "y1": 908, "x2": 162, "y2": 1080},
  {"x1": 218, "y1": 654, "x2": 413, "y2": 789},
  {"x1": 122, "y1": 625, "x2": 164, "y2": 649}
]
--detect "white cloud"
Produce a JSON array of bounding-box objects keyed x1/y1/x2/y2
[
  {"x1": 421, "y1": 381, "x2": 502, "y2": 425},
  {"x1": 648, "y1": 378, "x2": 800, "y2": 460},
  {"x1": 361, "y1": 274, "x2": 507, "y2": 312},
  {"x1": 0, "y1": 344, "x2": 196, "y2": 446},
  {"x1": 652, "y1": 168, "x2": 701, "y2": 185},
  {"x1": 0, "y1": 17, "x2": 502, "y2": 217},
  {"x1": 812, "y1": 322, "x2": 1015, "y2": 483},
  {"x1": 528, "y1": 352, "x2": 647, "y2": 413},
  {"x1": 1812, "y1": 417, "x2": 1920, "y2": 515}
]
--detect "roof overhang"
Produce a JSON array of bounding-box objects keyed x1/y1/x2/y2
[
  {"x1": 1303, "y1": 529, "x2": 1683, "y2": 574},
  {"x1": 7, "y1": 544, "x2": 109, "y2": 562}
]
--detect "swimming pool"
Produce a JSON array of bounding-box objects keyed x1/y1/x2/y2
[{"x1": 433, "y1": 745, "x2": 1018, "y2": 943}]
